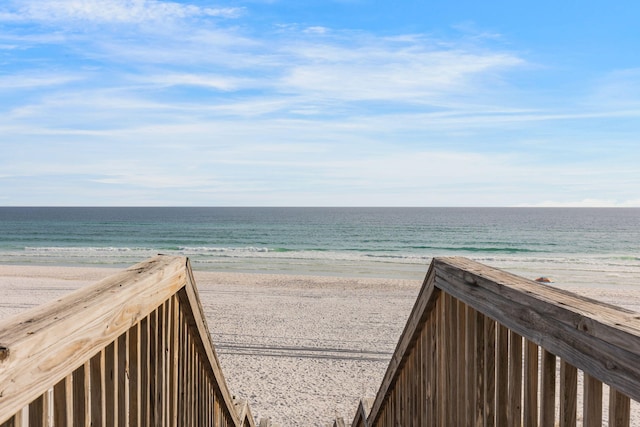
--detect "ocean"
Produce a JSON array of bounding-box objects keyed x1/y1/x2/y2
[{"x1": 1, "y1": 207, "x2": 639, "y2": 286}]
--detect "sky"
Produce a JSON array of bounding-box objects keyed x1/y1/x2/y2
[{"x1": 1, "y1": 0, "x2": 639, "y2": 206}]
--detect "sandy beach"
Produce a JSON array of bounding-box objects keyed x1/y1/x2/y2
[{"x1": 1, "y1": 263, "x2": 639, "y2": 425}]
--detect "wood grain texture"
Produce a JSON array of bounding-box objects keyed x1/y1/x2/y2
[
  {"x1": 0, "y1": 256, "x2": 188, "y2": 421},
  {"x1": 583, "y1": 373, "x2": 603, "y2": 427},
  {"x1": 559, "y1": 360, "x2": 577, "y2": 427},
  {"x1": 609, "y1": 388, "x2": 631, "y2": 427},
  {"x1": 433, "y1": 256, "x2": 640, "y2": 402},
  {"x1": 0, "y1": 255, "x2": 255, "y2": 426}
]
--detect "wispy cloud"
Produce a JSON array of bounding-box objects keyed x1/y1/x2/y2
[
  {"x1": 1, "y1": 0, "x2": 639, "y2": 206},
  {"x1": 5, "y1": 0, "x2": 243, "y2": 24},
  {"x1": 0, "y1": 73, "x2": 83, "y2": 90}
]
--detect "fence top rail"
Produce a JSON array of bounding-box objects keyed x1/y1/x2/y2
[
  {"x1": 0, "y1": 255, "x2": 239, "y2": 426},
  {"x1": 368, "y1": 256, "x2": 640, "y2": 425}
]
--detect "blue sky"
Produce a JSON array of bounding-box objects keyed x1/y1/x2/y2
[{"x1": 1, "y1": 0, "x2": 639, "y2": 206}]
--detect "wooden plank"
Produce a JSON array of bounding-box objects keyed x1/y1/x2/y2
[
  {"x1": 177, "y1": 313, "x2": 185, "y2": 426},
  {"x1": 426, "y1": 307, "x2": 435, "y2": 426},
  {"x1": 72, "y1": 364, "x2": 86, "y2": 427},
  {"x1": 559, "y1": 360, "x2": 577, "y2": 427},
  {"x1": 457, "y1": 299, "x2": 467, "y2": 427},
  {"x1": 433, "y1": 257, "x2": 640, "y2": 402},
  {"x1": 117, "y1": 333, "x2": 127, "y2": 427},
  {"x1": 508, "y1": 331, "x2": 522, "y2": 427},
  {"x1": 475, "y1": 310, "x2": 485, "y2": 425},
  {"x1": 523, "y1": 340, "x2": 538, "y2": 427},
  {"x1": 495, "y1": 324, "x2": 509, "y2": 427},
  {"x1": 28, "y1": 394, "x2": 45, "y2": 427},
  {"x1": 162, "y1": 301, "x2": 169, "y2": 426},
  {"x1": 447, "y1": 294, "x2": 458, "y2": 427},
  {"x1": 105, "y1": 341, "x2": 116, "y2": 427},
  {"x1": 186, "y1": 327, "x2": 192, "y2": 427},
  {"x1": 90, "y1": 351, "x2": 104, "y2": 427},
  {"x1": 434, "y1": 296, "x2": 443, "y2": 427},
  {"x1": 609, "y1": 388, "x2": 630, "y2": 427},
  {"x1": 465, "y1": 305, "x2": 476, "y2": 427},
  {"x1": 128, "y1": 324, "x2": 140, "y2": 426},
  {"x1": 140, "y1": 317, "x2": 149, "y2": 427},
  {"x1": 0, "y1": 256, "x2": 189, "y2": 420},
  {"x1": 155, "y1": 303, "x2": 167, "y2": 426},
  {"x1": 540, "y1": 350, "x2": 556, "y2": 427},
  {"x1": 171, "y1": 296, "x2": 179, "y2": 426},
  {"x1": 149, "y1": 309, "x2": 157, "y2": 426},
  {"x1": 484, "y1": 317, "x2": 496, "y2": 427},
  {"x1": 53, "y1": 377, "x2": 69, "y2": 427},
  {"x1": 417, "y1": 328, "x2": 424, "y2": 427},
  {"x1": 583, "y1": 373, "x2": 603, "y2": 427},
  {"x1": 437, "y1": 295, "x2": 444, "y2": 427}
]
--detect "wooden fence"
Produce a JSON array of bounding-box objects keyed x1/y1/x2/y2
[
  {"x1": 347, "y1": 257, "x2": 640, "y2": 427},
  {"x1": 0, "y1": 256, "x2": 256, "y2": 427}
]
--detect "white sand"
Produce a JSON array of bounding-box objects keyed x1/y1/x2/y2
[{"x1": 1, "y1": 264, "x2": 639, "y2": 425}]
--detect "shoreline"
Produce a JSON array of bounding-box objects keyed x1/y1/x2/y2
[{"x1": 1, "y1": 263, "x2": 639, "y2": 425}]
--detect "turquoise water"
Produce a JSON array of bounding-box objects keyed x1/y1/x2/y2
[{"x1": 1, "y1": 207, "x2": 639, "y2": 282}]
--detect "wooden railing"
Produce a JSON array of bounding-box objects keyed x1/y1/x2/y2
[
  {"x1": 347, "y1": 257, "x2": 640, "y2": 427},
  {"x1": 0, "y1": 256, "x2": 256, "y2": 427}
]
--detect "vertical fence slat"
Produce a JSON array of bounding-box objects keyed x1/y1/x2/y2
[
  {"x1": 523, "y1": 340, "x2": 538, "y2": 427},
  {"x1": 163, "y1": 300, "x2": 170, "y2": 426},
  {"x1": 53, "y1": 377, "x2": 68, "y2": 427},
  {"x1": 508, "y1": 331, "x2": 522, "y2": 427},
  {"x1": 140, "y1": 316, "x2": 149, "y2": 427},
  {"x1": 28, "y1": 394, "x2": 45, "y2": 427},
  {"x1": 609, "y1": 388, "x2": 631, "y2": 427},
  {"x1": 193, "y1": 341, "x2": 198, "y2": 427},
  {"x1": 171, "y1": 296, "x2": 179, "y2": 426},
  {"x1": 156, "y1": 303, "x2": 165, "y2": 426},
  {"x1": 540, "y1": 350, "x2": 556, "y2": 427},
  {"x1": 435, "y1": 296, "x2": 443, "y2": 427},
  {"x1": 185, "y1": 327, "x2": 190, "y2": 427},
  {"x1": 484, "y1": 318, "x2": 496, "y2": 427},
  {"x1": 475, "y1": 310, "x2": 485, "y2": 424},
  {"x1": 496, "y1": 323, "x2": 509, "y2": 427},
  {"x1": 178, "y1": 310, "x2": 186, "y2": 425},
  {"x1": 72, "y1": 364, "x2": 86, "y2": 427},
  {"x1": 117, "y1": 333, "x2": 128, "y2": 427},
  {"x1": 583, "y1": 373, "x2": 603, "y2": 427},
  {"x1": 105, "y1": 341, "x2": 116, "y2": 427},
  {"x1": 443, "y1": 293, "x2": 455, "y2": 427},
  {"x1": 457, "y1": 299, "x2": 466, "y2": 427},
  {"x1": 426, "y1": 305, "x2": 435, "y2": 426},
  {"x1": 465, "y1": 305, "x2": 476, "y2": 427},
  {"x1": 149, "y1": 308, "x2": 158, "y2": 426},
  {"x1": 417, "y1": 328, "x2": 424, "y2": 427},
  {"x1": 559, "y1": 360, "x2": 577, "y2": 427},
  {"x1": 90, "y1": 352, "x2": 104, "y2": 427},
  {"x1": 128, "y1": 324, "x2": 140, "y2": 426}
]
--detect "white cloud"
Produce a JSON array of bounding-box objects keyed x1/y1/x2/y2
[
  {"x1": 278, "y1": 39, "x2": 524, "y2": 102},
  {"x1": 0, "y1": 74, "x2": 83, "y2": 90},
  {"x1": 304, "y1": 26, "x2": 329, "y2": 35},
  {"x1": 5, "y1": 0, "x2": 242, "y2": 24},
  {"x1": 143, "y1": 73, "x2": 250, "y2": 91}
]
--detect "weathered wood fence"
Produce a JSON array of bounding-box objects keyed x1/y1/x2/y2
[
  {"x1": 0, "y1": 256, "x2": 256, "y2": 427},
  {"x1": 347, "y1": 257, "x2": 640, "y2": 427}
]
